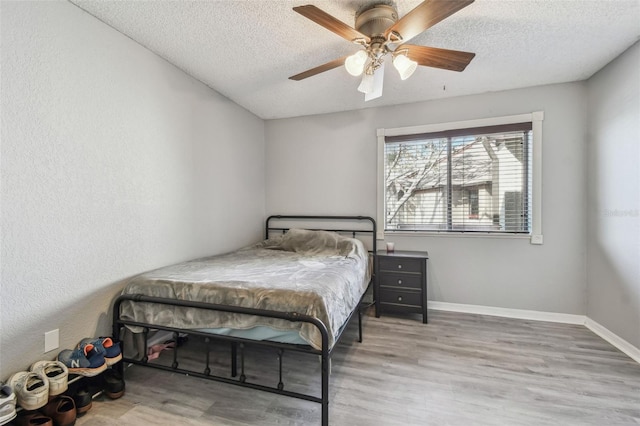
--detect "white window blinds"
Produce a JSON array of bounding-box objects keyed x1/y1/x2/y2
[{"x1": 383, "y1": 122, "x2": 533, "y2": 234}]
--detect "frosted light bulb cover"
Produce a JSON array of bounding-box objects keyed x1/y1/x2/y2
[
  {"x1": 393, "y1": 54, "x2": 418, "y2": 80},
  {"x1": 345, "y1": 50, "x2": 368, "y2": 76}
]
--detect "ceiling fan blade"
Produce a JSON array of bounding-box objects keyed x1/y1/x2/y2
[
  {"x1": 403, "y1": 44, "x2": 475, "y2": 72},
  {"x1": 386, "y1": 0, "x2": 474, "y2": 43},
  {"x1": 293, "y1": 5, "x2": 370, "y2": 43},
  {"x1": 289, "y1": 55, "x2": 349, "y2": 81}
]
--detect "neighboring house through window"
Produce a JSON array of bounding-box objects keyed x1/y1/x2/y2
[{"x1": 377, "y1": 112, "x2": 544, "y2": 242}]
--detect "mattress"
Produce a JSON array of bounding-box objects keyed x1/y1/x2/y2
[{"x1": 119, "y1": 229, "x2": 370, "y2": 349}]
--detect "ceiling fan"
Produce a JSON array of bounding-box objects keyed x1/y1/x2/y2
[{"x1": 289, "y1": 0, "x2": 476, "y2": 101}]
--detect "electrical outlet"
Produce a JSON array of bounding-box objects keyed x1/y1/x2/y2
[{"x1": 44, "y1": 329, "x2": 59, "y2": 353}]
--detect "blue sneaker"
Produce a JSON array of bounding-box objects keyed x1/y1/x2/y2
[
  {"x1": 57, "y1": 343, "x2": 106, "y2": 377},
  {"x1": 78, "y1": 337, "x2": 122, "y2": 366}
]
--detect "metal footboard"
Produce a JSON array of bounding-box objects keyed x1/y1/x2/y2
[{"x1": 112, "y1": 287, "x2": 371, "y2": 426}]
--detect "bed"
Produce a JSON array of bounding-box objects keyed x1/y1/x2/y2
[{"x1": 112, "y1": 215, "x2": 376, "y2": 426}]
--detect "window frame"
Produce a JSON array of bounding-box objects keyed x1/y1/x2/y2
[{"x1": 376, "y1": 112, "x2": 544, "y2": 244}]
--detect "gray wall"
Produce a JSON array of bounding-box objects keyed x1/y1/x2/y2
[
  {"x1": 0, "y1": 1, "x2": 265, "y2": 376},
  {"x1": 586, "y1": 41, "x2": 640, "y2": 349},
  {"x1": 266, "y1": 83, "x2": 588, "y2": 315}
]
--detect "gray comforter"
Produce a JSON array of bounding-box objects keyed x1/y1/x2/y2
[{"x1": 119, "y1": 229, "x2": 370, "y2": 349}]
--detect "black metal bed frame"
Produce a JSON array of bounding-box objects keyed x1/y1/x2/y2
[{"x1": 112, "y1": 215, "x2": 376, "y2": 426}]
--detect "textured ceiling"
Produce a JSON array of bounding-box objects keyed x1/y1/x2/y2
[{"x1": 70, "y1": 0, "x2": 640, "y2": 120}]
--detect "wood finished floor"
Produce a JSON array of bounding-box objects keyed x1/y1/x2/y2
[{"x1": 77, "y1": 310, "x2": 640, "y2": 425}]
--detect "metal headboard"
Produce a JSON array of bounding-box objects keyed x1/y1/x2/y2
[{"x1": 265, "y1": 215, "x2": 377, "y2": 254}]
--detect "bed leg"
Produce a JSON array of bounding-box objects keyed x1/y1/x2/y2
[
  {"x1": 239, "y1": 343, "x2": 246, "y2": 383},
  {"x1": 204, "y1": 337, "x2": 211, "y2": 376},
  {"x1": 277, "y1": 349, "x2": 284, "y2": 391},
  {"x1": 358, "y1": 307, "x2": 363, "y2": 343},
  {"x1": 231, "y1": 342, "x2": 238, "y2": 377},
  {"x1": 171, "y1": 332, "x2": 179, "y2": 369},
  {"x1": 112, "y1": 324, "x2": 124, "y2": 376},
  {"x1": 321, "y1": 352, "x2": 329, "y2": 426},
  {"x1": 142, "y1": 328, "x2": 149, "y2": 363}
]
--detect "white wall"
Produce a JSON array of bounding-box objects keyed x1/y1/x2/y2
[
  {"x1": 586, "y1": 41, "x2": 640, "y2": 349},
  {"x1": 0, "y1": 1, "x2": 265, "y2": 377},
  {"x1": 266, "y1": 83, "x2": 587, "y2": 315}
]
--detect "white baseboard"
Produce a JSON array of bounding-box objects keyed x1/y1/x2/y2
[
  {"x1": 429, "y1": 301, "x2": 640, "y2": 364},
  {"x1": 584, "y1": 317, "x2": 640, "y2": 364},
  {"x1": 429, "y1": 301, "x2": 586, "y2": 324}
]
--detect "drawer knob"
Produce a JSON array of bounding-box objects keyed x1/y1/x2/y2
[
  {"x1": 398, "y1": 296, "x2": 403, "y2": 302},
  {"x1": 397, "y1": 264, "x2": 402, "y2": 269},
  {"x1": 398, "y1": 279, "x2": 402, "y2": 285}
]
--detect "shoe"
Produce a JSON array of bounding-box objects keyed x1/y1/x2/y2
[
  {"x1": 7, "y1": 372, "x2": 49, "y2": 411},
  {"x1": 70, "y1": 384, "x2": 92, "y2": 415},
  {"x1": 101, "y1": 368, "x2": 125, "y2": 399},
  {"x1": 29, "y1": 361, "x2": 68, "y2": 396},
  {"x1": 0, "y1": 384, "x2": 17, "y2": 425},
  {"x1": 57, "y1": 344, "x2": 106, "y2": 377},
  {"x1": 146, "y1": 341, "x2": 176, "y2": 361},
  {"x1": 77, "y1": 337, "x2": 122, "y2": 366},
  {"x1": 41, "y1": 396, "x2": 76, "y2": 426},
  {"x1": 13, "y1": 411, "x2": 53, "y2": 426}
]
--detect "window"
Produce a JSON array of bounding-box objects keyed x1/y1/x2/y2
[
  {"x1": 377, "y1": 113, "x2": 543, "y2": 239},
  {"x1": 467, "y1": 188, "x2": 479, "y2": 219}
]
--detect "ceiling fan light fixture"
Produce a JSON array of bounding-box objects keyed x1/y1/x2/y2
[
  {"x1": 345, "y1": 50, "x2": 368, "y2": 76},
  {"x1": 357, "y1": 72, "x2": 375, "y2": 94},
  {"x1": 393, "y1": 53, "x2": 418, "y2": 80},
  {"x1": 290, "y1": 2, "x2": 477, "y2": 99}
]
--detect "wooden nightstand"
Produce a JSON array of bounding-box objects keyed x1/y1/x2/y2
[{"x1": 375, "y1": 250, "x2": 428, "y2": 323}]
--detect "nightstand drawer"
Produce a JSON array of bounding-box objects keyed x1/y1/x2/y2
[
  {"x1": 375, "y1": 250, "x2": 428, "y2": 323},
  {"x1": 379, "y1": 288, "x2": 422, "y2": 307},
  {"x1": 378, "y1": 257, "x2": 423, "y2": 273},
  {"x1": 379, "y1": 273, "x2": 422, "y2": 289}
]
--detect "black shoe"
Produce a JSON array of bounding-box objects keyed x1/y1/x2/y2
[
  {"x1": 102, "y1": 369, "x2": 125, "y2": 399},
  {"x1": 71, "y1": 385, "x2": 92, "y2": 415}
]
